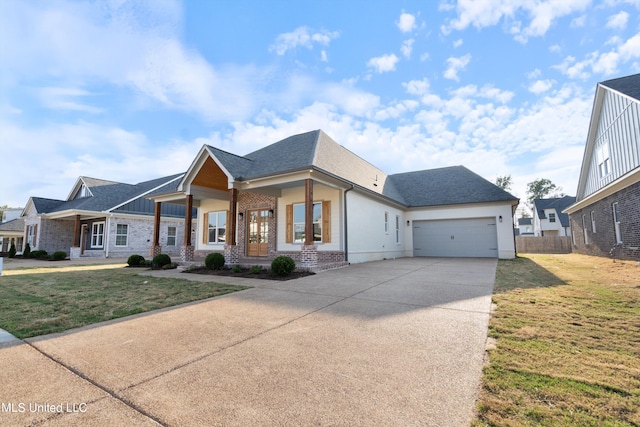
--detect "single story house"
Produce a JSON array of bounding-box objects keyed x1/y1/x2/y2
[
  {"x1": 20, "y1": 174, "x2": 196, "y2": 259},
  {"x1": 532, "y1": 196, "x2": 575, "y2": 237},
  {"x1": 565, "y1": 73, "x2": 640, "y2": 260},
  {"x1": 149, "y1": 130, "x2": 519, "y2": 268},
  {"x1": 0, "y1": 217, "x2": 25, "y2": 253}
]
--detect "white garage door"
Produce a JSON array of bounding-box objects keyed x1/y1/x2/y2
[{"x1": 413, "y1": 218, "x2": 498, "y2": 258}]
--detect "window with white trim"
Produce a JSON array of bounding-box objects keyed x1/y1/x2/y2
[
  {"x1": 549, "y1": 212, "x2": 556, "y2": 223},
  {"x1": 167, "y1": 226, "x2": 177, "y2": 246},
  {"x1": 596, "y1": 142, "x2": 611, "y2": 178},
  {"x1": 293, "y1": 202, "x2": 321, "y2": 243},
  {"x1": 590, "y1": 211, "x2": 596, "y2": 233},
  {"x1": 395, "y1": 215, "x2": 400, "y2": 243},
  {"x1": 581, "y1": 215, "x2": 589, "y2": 245},
  {"x1": 91, "y1": 222, "x2": 105, "y2": 248},
  {"x1": 612, "y1": 203, "x2": 622, "y2": 244},
  {"x1": 26, "y1": 225, "x2": 36, "y2": 246},
  {"x1": 115, "y1": 224, "x2": 128, "y2": 246},
  {"x1": 207, "y1": 211, "x2": 227, "y2": 244}
]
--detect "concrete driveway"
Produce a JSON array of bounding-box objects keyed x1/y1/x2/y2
[{"x1": 0, "y1": 257, "x2": 497, "y2": 427}]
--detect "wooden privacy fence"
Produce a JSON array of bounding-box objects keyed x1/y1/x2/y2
[{"x1": 516, "y1": 236, "x2": 573, "y2": 254}]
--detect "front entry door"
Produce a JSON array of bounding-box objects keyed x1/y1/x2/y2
[{"x1": 247, "y1": 209, "x2": 269, "y2": 257}]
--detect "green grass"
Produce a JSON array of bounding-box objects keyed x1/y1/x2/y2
[
  {"x1": 473, "y1": 254, "x2": 640, "y2": 426},
  {"x1": 0, "y1": 268, "x2": 248, "y2": 338}
]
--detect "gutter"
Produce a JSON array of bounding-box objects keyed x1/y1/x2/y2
[{"x1": 343, "y1": 185, "x2": 354, "y2": 262}]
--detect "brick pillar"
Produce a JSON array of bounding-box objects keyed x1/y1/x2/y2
[
  {"x1": 301, "y1": 244, "x2": 318, "y2": 269},
  {"x1": 180, "y1": 245, "x2": 194, "y2": 262},
  {"x1": 224, "y1": 244, "x2": 240, "y2": 265},
  {"x1": 150, "y1": 245, "x2": 162, "y2": 257}
]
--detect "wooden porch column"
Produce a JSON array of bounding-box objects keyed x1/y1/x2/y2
[
  {"x1": 184, "y1": 194, "x2": 193, "y2": 246},
  {"x1": 305, "y1": 178, "x2": 314, "y2": 245},
  {"x1": 153, "y1": 202, "x2": 161, "y2": 247},
  {"x1": 73, "y1": 214, "x2": 81, "y2": 247},
  {"x1": 228, "y1": 188, "x2": 238, "y2": 246}
]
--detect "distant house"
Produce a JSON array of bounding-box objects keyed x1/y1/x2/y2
[
  {"x1": 565, "y1": 73, "x2": 640, "y2": 260},
  {"x1": 2, "y1": 208, "x2": 22, "y2": 223},
  {"x1": 517, "y1": 217, "x2": 533, "y2": 235},
  {"x1": 150, "y1": 129, "x2": 519, "y2": 267},
  {"x1": 0, "y1": 217, "x2": 25, "y2": 253},
  {"x1": 532, "y1": 196, "x2": 576, "y2": 237},
  {"x1": 19, "y1": 174, "x2": 195, "y2": 259}
]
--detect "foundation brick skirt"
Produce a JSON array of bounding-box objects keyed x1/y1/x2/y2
[
  {"x1": 301, "y1": 244, "x2": 318, "y2": 269},
  {"x1": 69, "y1": 247, "x2": 81, "y2": 259},
  {"x1": 180, "y1": 245, "x2": 194, "y2": 262}
]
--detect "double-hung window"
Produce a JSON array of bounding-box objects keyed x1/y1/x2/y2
[
  {"x1": 91, "y1": 222, "x2": 105, "y2": 248},
  {"x1": 612, "y1": 203, "x2": 622, "y2": 244},
  {"x1": 167, "y1": 226, "x2": 177, "y2": 246},
  {"x1": 549, "y1": 212, "x2": 556, "y2": 223},
  {"x1": 590, "y1": 211, "x2": 596, "y2": 233},
  {"x1": 115, "y1": 224, "x2": 128, "y2": 246},
  {"x1": 293, "y1": 202, "x2": 321, "y2": 243},
  {"x1": 206, "y1": 211, "x2": 227, "y2": 244}
]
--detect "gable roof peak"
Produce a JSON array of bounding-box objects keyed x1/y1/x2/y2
[{"x1": 599, "y1": 73, "x2": 640, "y2": 101}]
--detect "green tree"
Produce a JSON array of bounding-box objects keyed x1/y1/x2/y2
[
  {"x1": 495, "y1": 175, "x2": 513, "y2": 191},
  {"x1": 526, "y1": 178, "x2": 563, "y2": 208}
]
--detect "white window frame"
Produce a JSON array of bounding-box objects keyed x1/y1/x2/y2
[
  {"x1": 612, "y1": 203, "x2": 622, "y2": 244},
  {"x1": 596, "y1": 142, "x2": 611, "y2": 179},
  {"x1": 548, "y1": 212, "x2": 556, "y2": 223},
  {"x1": 207, "y1": 211, "x2": 227, "y2": 244},
  {"x1": 590, "y1": 211, "x2": 596, "y2": 233},
  {"x1": 26, "y1": 225, "x2": 36, "y2": 246},
  {"x1": 167, "y1": 226, "x2": 177, "y2": 246},
  {"x1": 581, "y1": 215, "x2": 589, "y2": 245},
  {"x1": 115, "y1": 224, "x2": 128, "y2": 247},
  {"x1": 293, "y1": 202, "x2": 322, "y2": 244},
  {"x1": 91, "y1": 221, "x2": 105, "y2": 248}
]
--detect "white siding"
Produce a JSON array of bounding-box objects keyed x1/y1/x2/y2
[{"x1": 582, "y1": 90, "x2": 640, "y2": 198}]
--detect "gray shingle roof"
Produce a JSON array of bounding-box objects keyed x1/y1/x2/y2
[
  {"x1": 601, "y1": 73, "x2": 640, "y2": 101},
  {"x1": 534, "y1": 196, "x2": 576, "y2": 227},
  {"x1": 0, "y1": 217, "x2": 25, "y2": 232},
  {"x1": 388, "y1": 166, "x2": 518, "y2": 207}
]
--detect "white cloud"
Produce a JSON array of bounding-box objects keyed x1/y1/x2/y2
[
  {"x1": 36, "y1": 87, "x2": 104, "y2": 113},
  {"x1": 397, "y1": 13, "x2": 417, "y2": 33},
  {"x1": 444, "y1": 54, "x2": 471, "y2": 81},
  {"x1": 605, "y1": 10, "x2": 629, "y2": 30},
  {"x1": 442, "y1": 0, "x2": 592, "y2": 43},
  {"x1": 401, "y1": 39, "x2": 415, "y2": 58},
  {"x1": 453, "y1": 38, "x2": 464, "y2": 48},
  {"x1": 403, "y1": 78, "x2": 430, "y2": 96},
  {"x1": 367, "y1": 54, "x2": 400, "y2": 73},
  {"x1": 528, "y1": 79, "x2": 555, "y2": 94},
  {"x1": 269, "y1": 26, "x2": 339, "y2": 55}
]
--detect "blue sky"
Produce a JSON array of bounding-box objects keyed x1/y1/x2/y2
[{"x1": 1, "y1": 0, "x2": 639, "y2": 214}]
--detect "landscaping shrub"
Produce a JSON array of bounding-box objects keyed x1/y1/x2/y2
[
  {"x1": 249, "y1": 265, "x2": 263, "y2": 274},
  {"x1": 52, "y1": 251, "x2": 67, "y2": 261},
  {"x1": 231, "y1": 264, "x2": 242, "y2": 273},
  {"x1": 8, "y1": 242, "x2": 16, "y2": 258},
  {"x1": 23, "y1": 243, "x2": 31, "y2": 258},
  {"x1": 270, "y1": 256, "x2": 296, "y2": 276},
  {"x1": 205, "y1": 252, "x2": 225, "y2": 270},
  {"x1": 152, "y1": 253, "x2": 172, "y2": 268},
  {"x1": 127, "y1": 254, "x2": 145, "y2": 266},
  {"x1": 30, "y1": 250, "x2": 48, "y2": 259}
]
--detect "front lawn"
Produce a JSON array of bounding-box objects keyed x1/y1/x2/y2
[
  {"x1": 0, "y1": 267, "x2": 248, "y2": 339},
  {"x1": 474, "y1": 253, "x2": 640, "y2": 426}
]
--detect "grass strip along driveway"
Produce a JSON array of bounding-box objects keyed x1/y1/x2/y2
[
  {"x1": 474, "y1": 253, "x2": 640, "y2": 427},
  {"x1": 0, "y1": 266, "x2": 248, "y2": 339}
]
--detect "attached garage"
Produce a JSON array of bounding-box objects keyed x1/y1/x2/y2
[{"x1": 413, "y1": 218, "x2": 498, "y2": 258}]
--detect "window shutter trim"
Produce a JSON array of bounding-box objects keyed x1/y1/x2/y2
[
  {"x1": 203, "y1": 213, "x2": 209, "y2": 244},
  {"x1": 322, "y1": 200, "x2": 331, "y2": 243},
  {"x1": 286, "y1": 204, "x2": 293, "y2": 243}
]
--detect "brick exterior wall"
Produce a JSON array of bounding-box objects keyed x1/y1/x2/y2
[
  {"x1": 237, "y1": 191, "x2": 278, "y2": 257},
  {"x1": 570, "y1": 181, "x2": 640, "y2": 260},
  {"x1": 39, "y1": 219, "x2": 75, "y2": 255}
]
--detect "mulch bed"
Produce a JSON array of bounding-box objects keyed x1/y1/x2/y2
[{"x1": 183, "y1": 266, "x2": 315, "y2": 281}]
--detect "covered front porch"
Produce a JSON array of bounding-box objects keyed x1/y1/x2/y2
[{"x1": 148, "y1": 146, "x2": 349, "y2": 270}]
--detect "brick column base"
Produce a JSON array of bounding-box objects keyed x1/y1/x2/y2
[
  {"x1": 301, "y1": 244, "x2": 318, "y2": 269},
  {"x1": 224, "y1": 245, "x2": 241, "y2": 265},
  {"x1": 70, "y1": 247, "x2": 81, "y2": 259},
  {"x1": 150, "y1": 245, "x2": 162, "y2": 257},
  {"x1": 180, "y1": 245, "x2": 194, "y2": 262}
]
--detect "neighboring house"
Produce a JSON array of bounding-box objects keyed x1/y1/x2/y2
[
  {"x1": 0, "y1": 217, "x2": 25, "y2": 253},
  {"x1": 517, "y1": 217, "x2": 533, "y2": 235},
  {"x1": 20, "y1": 174, "x2": 196, "y2": 259},
  {"x1": 149, "y1": 130, "x2": 519, "y2": 268},
  {"x1": 2, "y1": 208, "x2": 23, "y2": 223},
  {"x1": 532, "y1": 196, "x2": 576, "y2": 237},
  {"x1": 565, "y1": 73, "x2": 640, "y2": 260}
]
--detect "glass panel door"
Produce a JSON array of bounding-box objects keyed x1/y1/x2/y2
[{"x1": 247, "y1": 210, "x2": 269, "y2": 257}]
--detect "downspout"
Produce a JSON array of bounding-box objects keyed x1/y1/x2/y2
[
  {"x1": 343, "y1": 185, "x2": 354, "y2": 263},
  {"x1": 105, "y1": 214, "x2": 112, "y2": 258}
]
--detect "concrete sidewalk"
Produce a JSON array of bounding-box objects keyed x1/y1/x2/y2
[{"x1": 0, "y1": 257, "x2": 497, "y2": 426}]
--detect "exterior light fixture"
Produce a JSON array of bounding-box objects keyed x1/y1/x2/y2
[
  {"x1": 499, "y1": 215, "x2": 503, "y2": 222},
  {"x1": 238, "y1": 212, "x2": 244, "y2": 220},
  {"x1": 269, "y1": 209, "x2": 274, "y2": 218},
  {"x1": 406, "y1": 220, "x2": 410, "y2": 226}
]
